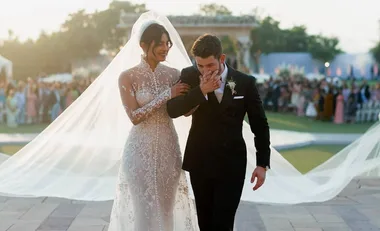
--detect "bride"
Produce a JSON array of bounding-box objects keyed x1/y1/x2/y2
[{"x1": 108, "y1": 22, "x2": 197, "y2": 231}]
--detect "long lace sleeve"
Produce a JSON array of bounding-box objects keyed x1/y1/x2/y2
[{"x1": 119, "y1": 72, "x2": 171, "y2": 125}]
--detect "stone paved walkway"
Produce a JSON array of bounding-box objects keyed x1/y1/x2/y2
[{"x1": 0, "y1": 178, "x2": 379, "y2": 231}]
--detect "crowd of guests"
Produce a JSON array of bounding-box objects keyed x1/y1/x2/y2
[
  {"x1": 0, "y1": 78, "x2": 93, "y2": 127},
  {"x1": 0, "y1": 74, "x2": 379, "y2": 128},
  {"x1": 258, "y1": 76, "x2": 380, "y2": 124}
]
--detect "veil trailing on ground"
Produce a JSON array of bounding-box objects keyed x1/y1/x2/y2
[{"x1": 0, "y1": 11, "x2": 379, "y2": 204}]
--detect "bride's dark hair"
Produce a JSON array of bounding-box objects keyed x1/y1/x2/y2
[{"x1": 140, "y1": 23, "x2": 173, "y2": 58}]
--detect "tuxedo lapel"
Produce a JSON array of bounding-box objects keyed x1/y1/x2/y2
[{"x1": 219, "y1": 66, "x2": 235, "y2": 110}]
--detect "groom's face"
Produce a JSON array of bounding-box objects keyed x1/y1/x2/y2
[{"x1": 195, "y1": 54, "x2": 226, "y2": 75}]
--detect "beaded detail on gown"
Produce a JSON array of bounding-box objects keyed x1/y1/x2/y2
[{"x1": 107, "y1": 57, "x2": 197, "y2": 231}]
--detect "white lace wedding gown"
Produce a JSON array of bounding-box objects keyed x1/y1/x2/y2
[{"x1": 107, "y1": 58, "x2": 197, "y2": 231}]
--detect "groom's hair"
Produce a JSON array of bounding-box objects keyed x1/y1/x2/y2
[{"x1": 191, "y1": 34, "x2": 222, "y2": 59}]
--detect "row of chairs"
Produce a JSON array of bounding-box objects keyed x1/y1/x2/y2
[{"x1": 356, "y1": 101, "x2": 380, "y2": 123}]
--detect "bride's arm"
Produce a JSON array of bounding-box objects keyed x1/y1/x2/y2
[
  {"x1": 119, "y1": 71, "x2": 171, "y2": 125},
  {"x1": 171, "y1": 69, "x2": 199, "y2": 117}
]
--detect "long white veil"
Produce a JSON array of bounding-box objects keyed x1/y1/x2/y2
[{"x1": 0, "y1": 11, "x2": 379, "y2": 204}]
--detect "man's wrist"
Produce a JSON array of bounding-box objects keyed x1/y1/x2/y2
[
  {"x1": 257, "y1": 165, "x2": 270, "y2": 171},
  {"x1": 200, "y1": 85, "x2": 207, "y2": 96}
]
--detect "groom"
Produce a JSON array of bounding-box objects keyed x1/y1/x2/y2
[{"x1": 167, "y1": 34, "x2": 271, "y2": 231}]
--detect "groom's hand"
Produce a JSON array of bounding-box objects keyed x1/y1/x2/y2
[
  {"x1": 200, "y1": 70, "x2": 220, "y2": 95},
  {"x1": 251, "y1": 166, "x2": 266, "y2": 191}
]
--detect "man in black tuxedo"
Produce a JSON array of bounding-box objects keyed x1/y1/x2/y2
[
  {"x1": 357, "y1": 80, "x2": 371, "y2": 107},
  {"x1": 166, "y1": 34, "x2": 271, "y2": 231}
]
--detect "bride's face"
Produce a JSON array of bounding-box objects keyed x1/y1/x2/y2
[{"x1": 145, "y1": 33, "x2": 170, "y2": 63}]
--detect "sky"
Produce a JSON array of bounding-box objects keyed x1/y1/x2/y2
[{"x1": 0, "y1": 0, "x2": 379, "y2": 53}]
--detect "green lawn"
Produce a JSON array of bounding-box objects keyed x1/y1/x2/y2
[
  {"x1": 280, "y1": 144, "x2": 345, "y2": 173},
  {"x1": 0, "y1": 144, "x2": 345, "y2": 174},
  {"x1": 0, "y1": 145, "x2": 22, "y2": 155},
  {"x1": 0, "y1": 123, "x2": 48, "y2": 134},
  {"x1": 264, "y1": 112, "x2": 374, "y2": 133}
]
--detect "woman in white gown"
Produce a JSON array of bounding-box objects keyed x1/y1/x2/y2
[{"x1": 107, "y1": 23, "x2": 197, "y2": 231}]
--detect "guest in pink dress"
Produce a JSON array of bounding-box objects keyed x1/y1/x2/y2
[
  {"x1": 334, "y1": 88, "x2": 344, "y2": 124},
  {"x1": 26, "y1": 85, "x2": 38, "y2": 124}
]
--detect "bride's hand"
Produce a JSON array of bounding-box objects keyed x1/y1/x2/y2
[{"x1": 171, "y1": 81, "x2": 190, "y2": 98}]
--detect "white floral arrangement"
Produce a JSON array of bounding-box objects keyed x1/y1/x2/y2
[{"x1": 227, "y1": 79, "x2": 237, "y2": 95}]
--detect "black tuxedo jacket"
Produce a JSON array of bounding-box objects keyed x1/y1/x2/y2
[{"x1": 167, "y1": 65, "x2": 270, "y2": 178}]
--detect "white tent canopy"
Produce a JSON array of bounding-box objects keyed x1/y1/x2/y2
[
  {"x1": 38, "y1": 73, "x2": 73, "y2": 83},
  {"x1": 251, "y1": 73, "x2": 271, "y2": 83},
  {"x1": 0, "y1": 55, "x2": 13, "y2": 80}
]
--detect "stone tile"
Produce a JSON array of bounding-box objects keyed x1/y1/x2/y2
[
  {"x1": 0, "y1": 221, "x2": 13, "y2": 231},
  {"x1": 356, "y1": 207, "x2": 380, "y2": 220},
  {"x1": 257, "y1": 205, "x2": 288, "y2": 214},
  {"x1": 19, "y1": 203, "x2": 58, "y2": 221},
  {"x1": 334, "y1": 206, "x2": 369, "y2": 221},
  {"x1": 1, "y1": 179, "x2": 380, "y2": 231},
  {"x1": 37, "y1": 217, "x2": 74, "y2": 230},
  {"x1": 0, "y1": 202, "x2": 5, "y2": 211},
  {"x1": 76, "y1": 204, "x2": 112, "y2": 218},
  {"x1": 294, "y1": 229, "x2": 322, "y2": 231},
  {"x1": 347, "y1": 194, "x2": 380, "y2": 205},
  {"x1": 288, "y1": 214, "x2": 316, "y2": 223},
  {"x1": 358, "y1": 178, "x2": 380, "y2": 187},
  {"x1": 2, "y1": 200, "x2": 35, "y2": 213},
  {"x1": 6, "y1": 197, "x2": 45, "y2": 204},
  {"x1": 306, "y1": 205, "x2": 336, "y2": 214},
  {"x1": 49, "y1": 203, "x2": 84, "y2": 218},
  {"x1": 235, "y1": 203, "x2": 265, "y2": 231},
  {"x1": 70, "y1": 199, "x2": 113, "y2": 205},
  {"x1": 67, "y1": 225, "x2": 105, "y2": 231},
  {"x1": 370, "y1": 219, "x2": 380, "y2": 228},
  {"x1": 290, "y1": 221, "x2": 321, "y2": 229},
  {"x1": 373, "y1": 193, "x2": 380, "y2": 199},
  {"x1": 322, "y1": 228, "x2": 352, "y2": 231},
  {"x1": 0, "y1": 211, "x2": 26, "y2": 221},
  {"x1": 311, "y1": 213, "x2": 345, "y2": 222},
  {"x1": 70, "y1": 217, "x2": 108, "y2": 226},
  {"x1": 237, "y1": 221, "x2": 267, "y2": 231},
  {"x1": 318, "y1": 222, "x2": 350, "y2": 229},
  {"x1": 262, "y1": 218, "x2": 293, "y2": 230},
  {"x1": 333, "y1": 206, "x2": 380, "y2": 230},
  {"x1": 266, "y1": 228, "x2": 294, "y2": 231},
  {"x1": 320, "y1": 197, "x2": 358, "y2": 205},
  {"x1": 6, "y1": 221, "x2": 41, "y2": 231},
  {"x1": 42, "y1": 197, "x2": 71, "y2": 204},
  {"x1": 282, "y1": 206, "x2": 309, "y2": 214},
  {"x1": 345, "y1": 220, "x2": 380, "y2": 230}
]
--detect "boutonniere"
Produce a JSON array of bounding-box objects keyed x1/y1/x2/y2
[{"x1": 227, "y1": 79, "x2": 237, "y2": 95}]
